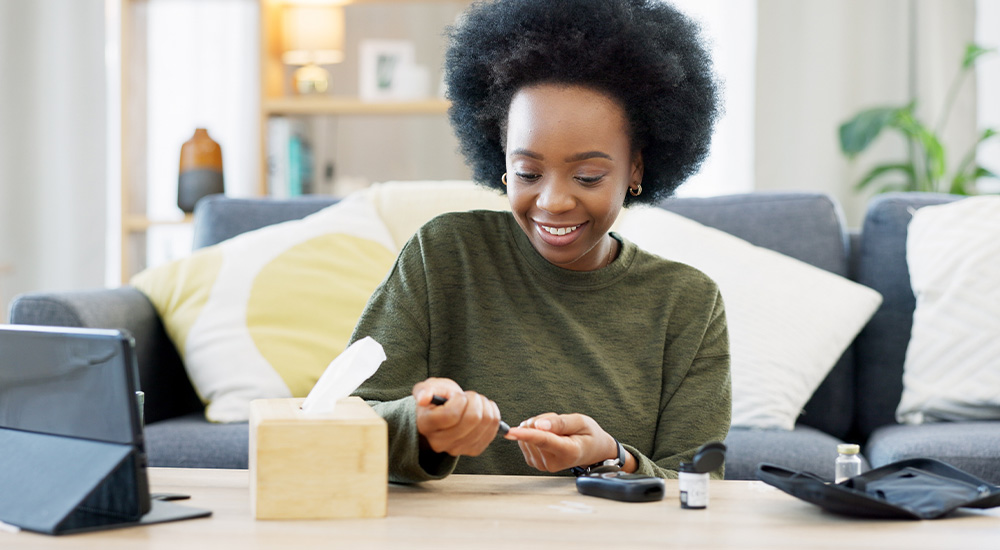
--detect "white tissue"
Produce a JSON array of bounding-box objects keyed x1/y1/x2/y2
[
  {"x1": 300, "y1": 336, "x2": 386, "y2": 415},
  {"x1": 0, "y1": 519, "x2": 21, "y2": 533}
]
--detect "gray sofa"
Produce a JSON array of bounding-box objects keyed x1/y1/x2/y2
[{"x1": 9, "y1": 191, "x2": 999, "y2": 482}]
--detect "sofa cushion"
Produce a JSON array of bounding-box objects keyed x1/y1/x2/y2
[
  {"x1": 618, "y1": 204, "x2": 881, "y2": 431},
  {"x1": 896, "y1": 197, "x2": 1000, "y2": 423},
  {"x1": 661, "y1": 193, "x2": 857, "y2": 438},
  {"x1": 144, "y1": 413, "x2": 249, "y2": 469},
  {"x1": 865, "y1": 422, "x2": 1000, "y2": 485},
  {"x1": 853, "y1": 193, "x2": 963, "y2": 438},
  {"x1": 145, "y1": 417, "x2": 858, "y2": 475},
  {"x1": 192, "y1": 196, "x2": 337, "y2": 249},
  {"x1": 132, "y1": 194, "x2": 397, "y2": 423},
  {"x1": 8, "y1": 287, "x2": 203, "y2": 425},
  {"x1": 724, "y1": 426, "x2": 861, "y2": 481}
]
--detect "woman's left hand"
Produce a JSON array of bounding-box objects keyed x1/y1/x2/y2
[{"x1": 504, "y1": 413, "x2": 626, "y2": 473}]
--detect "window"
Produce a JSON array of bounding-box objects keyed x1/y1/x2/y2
[{"x1": 145, "y1": 0, "x2": 259, "y2": 266}]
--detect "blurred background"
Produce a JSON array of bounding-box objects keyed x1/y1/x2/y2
[{"x1": 0, "y1": 0, "x2": 997, "y2": 319}]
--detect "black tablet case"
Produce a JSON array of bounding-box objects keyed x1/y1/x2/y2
[
  {"x1": 0, "y1": 326, "x2": 211, "y2": 535},
  {"x1": 758, "y1": 458, "x2": 1000, "y2": 519}
]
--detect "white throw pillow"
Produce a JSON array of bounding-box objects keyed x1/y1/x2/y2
[
  {"x1": 616, "y1": 207, "x2": 883, "y2": 430},
  {"x1": 366, "y1": 180, "x2": 510, "y2": 248},
  {"x1": 897, "y1": 196, "x2": 1000, "y2": 424}
]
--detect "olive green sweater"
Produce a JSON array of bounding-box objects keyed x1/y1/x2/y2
[{"x1": 351, "y1": 211, "x2": 731, "y2": 483}]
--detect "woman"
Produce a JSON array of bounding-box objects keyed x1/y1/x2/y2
[{"x1": 351, "y1": 0, "x2": 730, "y2": 482}]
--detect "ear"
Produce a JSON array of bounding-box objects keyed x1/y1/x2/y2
[{"x1": 630, "y1": 151, "x2": 644, "y2": 187}]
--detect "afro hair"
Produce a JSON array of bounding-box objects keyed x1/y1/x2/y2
[{"x1": 444, "y1": 0, "x2": 720, "y2": 205}]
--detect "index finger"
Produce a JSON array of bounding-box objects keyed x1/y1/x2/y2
[
  {"x1": 504, "y1": 425, "x2": 563, "y2": 450},
  {"x1": 413, "y1": 378, "x2": 463, "y2": 406},
  {"x1": 533, "y1": 414, "x2": 590, "y2": 436}
]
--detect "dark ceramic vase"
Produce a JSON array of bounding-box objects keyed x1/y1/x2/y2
[{"x1": 178, "y1": 128, "x2": 224, "y2": 213}]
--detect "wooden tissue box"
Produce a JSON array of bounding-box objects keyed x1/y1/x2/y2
[{"x1": 249, "y1": 397, "x2": 388, "y2": 519}]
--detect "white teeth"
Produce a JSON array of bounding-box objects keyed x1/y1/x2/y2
[{"x1": 541, "y1": 224, "x2": 581, "y2": 236}]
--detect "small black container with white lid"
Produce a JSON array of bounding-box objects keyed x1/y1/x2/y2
[{"x1": 678, "y1": 441, "x2": 727, "y2": 509}]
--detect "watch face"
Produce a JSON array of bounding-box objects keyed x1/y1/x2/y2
[
  {"x1": 599, "y1": 472, "x2": 652, "y2": 480},
  {"x1": 591, "y1": 464, "x2": 622, "y2": 475}
]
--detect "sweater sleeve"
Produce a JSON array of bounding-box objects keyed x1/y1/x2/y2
[
  {"x1": 630, "y1": 288, "x2": 732, "y2": 480},
  {"x1": 349, "y1": 236, "x2": 459, "y2": 483}
]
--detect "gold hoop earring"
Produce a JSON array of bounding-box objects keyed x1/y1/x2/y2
[
  {"x1": 629, "y1": 183, "x2": 642, "y2": 197},
  {"x1": 502, "y1": 173, "x2": 508, "y2": 186}
]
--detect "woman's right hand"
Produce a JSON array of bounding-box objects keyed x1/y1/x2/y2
[{"x1": 412, "y1": 377, "x2": 502, "y2": 457}]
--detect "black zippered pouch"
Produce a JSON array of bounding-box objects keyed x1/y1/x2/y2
[{"x1": 757, "y1": 458, "x2": 1000, "y2": 519}]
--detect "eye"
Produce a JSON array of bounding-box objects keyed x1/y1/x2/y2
[
  {"x1": 515, "y1": 172, "x2": 541, "y2": 183},
  {"x1": 576, "y1": 175, "x2": 605, "y2": 185}
]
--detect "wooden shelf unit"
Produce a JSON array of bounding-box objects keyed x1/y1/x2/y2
[
  {"x1": 124, "y1": 214, "x2": 194, "y2": 232},
  {"x1": 257, "y1": 0, "x2": 468, "y2": 196},
  {"x1": 262, "y1": 97, "x2": 450, "y2": 116}
]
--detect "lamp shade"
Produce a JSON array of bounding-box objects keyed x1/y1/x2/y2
[{"x1": 282, "y1": 4, "x2": 345, "y2": 66}]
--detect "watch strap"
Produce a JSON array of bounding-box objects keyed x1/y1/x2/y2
[{"x1": 571, "y1": 438, "x2": 626, "y2": 477}]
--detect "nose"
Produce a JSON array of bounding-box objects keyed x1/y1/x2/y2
[{"x1": 536, "y1": 179, "x2": 576, "y2": 214}]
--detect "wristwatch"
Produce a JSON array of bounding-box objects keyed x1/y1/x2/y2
[{"x1": 571, "y1": 438, "x2": 626, "y2": 477}]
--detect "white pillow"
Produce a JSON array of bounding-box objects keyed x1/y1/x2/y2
[
  {"x1": 367, "y1": 180, "x2": 510, "y2": 248},
  {"x1": 897, "y1": 196, "x2": 1000, "y2": 424},
  {"x1": 132, "y1": 193, "x2": 397, "y2": 423},
  {"x1": 616, "y1": 207, "x2": 883, "y2": 430}
]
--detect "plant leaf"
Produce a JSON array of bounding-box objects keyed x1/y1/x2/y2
[
  {"x1": 949, "y1": 173, "x2": 970, "y2": 195},
  {"x1": 963, "y1": 43, "x2": 997, "y2": 69},
  {"x1": 974, "y1": 165, "x2": 998, "y2": 180},
  {"x1": 950, "y1": 166, "x2": 997, "y2": 195},
  {"x1": 922, "y1": 131, "x2": 946, "y2": 181},
  {"x1": 896, "y1": 111, "x2": 946, "y2": 187},
  {"x1": 839, "y1": 107, "x2": 902, "y2": 157},
  {"x1": 854, "y1": 163, "x2": 916, "y2": 192}
]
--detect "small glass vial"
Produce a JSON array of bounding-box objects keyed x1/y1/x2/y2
[
  {"x1": 678, "y1": 462, "x2": 709, "y2": 509},
  {"x1": 835, "y1": 444, "x2": 862, "y2": 483},
  {"x1": 135, "y1": 390, "x2": 145, "y2": 426}
]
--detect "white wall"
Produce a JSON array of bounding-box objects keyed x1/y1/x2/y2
[
  {"x1": 671, "y1": 0, "x2": 757, "y2": 198},
  {"x1": 0, "y1": 0, "x2": 107, "y2": 321},
  {"x1": 976, "y1": 0, "x2": 1000, "y2": 192},
  {"x1": 756, "y1": 0, "x2": 976, "y2": 227}
]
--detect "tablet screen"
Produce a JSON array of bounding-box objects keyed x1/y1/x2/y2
[{"x1": 0, "y1": 326, "x2": 141, "y2": 446}]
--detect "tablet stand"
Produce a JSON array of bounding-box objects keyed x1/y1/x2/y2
[{"x1": 0, "y1": 428, "x2": 209, "y2": 535}]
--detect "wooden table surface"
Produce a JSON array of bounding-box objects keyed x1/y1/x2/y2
[{"x1": 5, "y1": 468, "x2": 999, "y2": 549}]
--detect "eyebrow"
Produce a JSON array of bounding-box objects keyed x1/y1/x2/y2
[
  {"x1": 510, "y1": 148, "x2": 614, "y2": 162},
  {"x1": 565, "y1": 151, "x2": 613, "y2": 162}
]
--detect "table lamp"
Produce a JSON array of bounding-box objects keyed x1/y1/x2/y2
[{"x1": 282, "y1": 2, "x2": 346, "y2": 94}]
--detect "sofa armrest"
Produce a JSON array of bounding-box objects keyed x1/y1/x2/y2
[{"x1": 8, "y1": 287, "x2": 203, "y2": 424}]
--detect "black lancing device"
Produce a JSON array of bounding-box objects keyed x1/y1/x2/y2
[{"x1": 429, "y1": 394, "x2": 510, "y2": 436}]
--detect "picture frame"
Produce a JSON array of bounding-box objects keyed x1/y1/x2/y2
[{"x1": 358, "y1": 40, "x2": 420, "y2": 102}]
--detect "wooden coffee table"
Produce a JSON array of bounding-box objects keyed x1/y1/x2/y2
[{"x1": 6, "y1": 468, "x2": 999, "y2": 549}]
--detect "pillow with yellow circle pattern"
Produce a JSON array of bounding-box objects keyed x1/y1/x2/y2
[{"x1": 131, "y1": 193, "x2": 398, "y2": 423}]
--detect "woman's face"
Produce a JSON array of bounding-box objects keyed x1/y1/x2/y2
[{"x1": 505, "y1": 83, "x2": 642, "y2": 271}]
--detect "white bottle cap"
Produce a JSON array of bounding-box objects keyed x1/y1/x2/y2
[{"x1": 837, "y1": 444, "x2": 860, "y2": 455}]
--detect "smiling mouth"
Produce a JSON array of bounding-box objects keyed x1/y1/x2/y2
[{"x1": 538, "y1": 223, "x2": 583, "y2": 236}]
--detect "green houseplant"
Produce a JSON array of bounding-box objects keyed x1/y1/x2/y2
[{"x1": 839, "y1": 43, "x2": 997, "y2": 195}]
